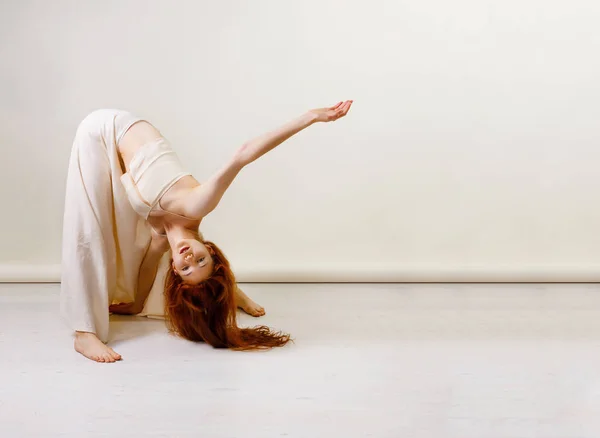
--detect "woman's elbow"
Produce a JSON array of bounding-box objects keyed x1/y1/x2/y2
[{"x1": 233, "y1": 144, "x2": 253, "y2": 168}]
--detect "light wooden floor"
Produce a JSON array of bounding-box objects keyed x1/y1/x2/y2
[{"x1": 2, "y1": 283, "x2": 600, "y2": 437}]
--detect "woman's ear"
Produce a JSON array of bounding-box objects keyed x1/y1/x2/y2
[{"x1": 205, "y1": 242, "x2": 215, "y2": 256}]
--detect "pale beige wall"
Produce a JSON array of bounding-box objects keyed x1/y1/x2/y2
[{"x1": 2, "y1": 0, "x2": 600, "y2": 281}]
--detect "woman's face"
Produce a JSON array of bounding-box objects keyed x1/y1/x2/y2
[{"x1": 171, "y1": 238, "x2": 214, "y2": 284}]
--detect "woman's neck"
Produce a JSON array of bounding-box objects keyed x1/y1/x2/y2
[{"x1": 165, "y1": 223, "x2": 203, "y2": 247}]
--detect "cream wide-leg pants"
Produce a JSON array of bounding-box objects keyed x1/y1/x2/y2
[{"x1": 60, "y1": 109, "x2": 153, "y2": 342}]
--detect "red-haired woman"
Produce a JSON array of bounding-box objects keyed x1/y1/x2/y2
[{"x1": 61, "y1": 101, "x2": 353, "y2": 362}]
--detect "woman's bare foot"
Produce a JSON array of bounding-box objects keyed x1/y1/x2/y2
[
  {"x1": 74, "y1": 332, "x2": 122, "y2": 363},
  {"x1": 239, "y1": 298, "x2": 266, "y2": 317},
  {"x1": 235, "y1": 286, "x2": 266, "y2": 317}
]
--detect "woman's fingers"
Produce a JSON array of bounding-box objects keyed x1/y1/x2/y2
[
  {"x1": 329, "y1": 101, "x2": 344, "y2": 110},
  {"x1": 334, "y1": 100, "x2": 351, "y2": 118},
  {"x1": 317, "y1": 100, "x2": 353, "y2": 122},
  {"x1": 344, "y1": 100, "x2": 353, "y2": 112},
  {"x1": 109, "y1": 303, "x2": 133, "y2": 314}
]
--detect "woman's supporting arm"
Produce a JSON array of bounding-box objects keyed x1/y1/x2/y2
[{"x1": 109, "y1": 232, "x2": 168, "y2": 315}]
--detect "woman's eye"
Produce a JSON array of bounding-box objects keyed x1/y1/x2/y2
[
  {"x1": 198, "y1": 257, "x2": 205, "y2": 263},
  {"x1": 182, "y1": 266, "x2": 189, "y2": 272}
]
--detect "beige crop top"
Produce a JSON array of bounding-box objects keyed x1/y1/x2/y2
[{"x1": 120, "y1": 137, "x2": 191, "y2": 220}]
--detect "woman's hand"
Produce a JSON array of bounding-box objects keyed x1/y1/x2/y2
[
  {"x1": 309, "y1": 100, "x2": 353, "y2": 123},
  {"x1": 109, "y1": 301, "x2": 144, "y2": 315}
]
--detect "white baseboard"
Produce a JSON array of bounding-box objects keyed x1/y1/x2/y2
[
  {"x1": 1, "y1": 263, "x2": 600, "y2": 283},
  {"x1": 0, "y1": 265, "x2": 62, "y2": 283}
]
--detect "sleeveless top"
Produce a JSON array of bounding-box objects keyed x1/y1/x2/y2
[{"x1": 120, "y1": 137, "x2": 191, "y2": 220}]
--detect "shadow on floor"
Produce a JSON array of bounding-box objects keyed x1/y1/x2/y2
[{"x1": 108, "y1": 315, "x2": 167, "y2": 345}]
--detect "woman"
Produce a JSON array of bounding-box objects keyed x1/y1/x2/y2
[{"x1": 60, "y1": 100, "x2": 353, "y2": 363}]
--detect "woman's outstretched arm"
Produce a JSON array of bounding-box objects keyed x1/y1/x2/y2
[{"x1": 182, "y1": 100, "x2": 353, "y2": 218}]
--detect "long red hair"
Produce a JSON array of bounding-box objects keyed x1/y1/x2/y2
[{"x1": 164, "y1": 240, "x2": 291, "y2": 350}]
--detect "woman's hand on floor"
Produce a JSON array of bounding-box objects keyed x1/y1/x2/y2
[{"x1": 109, "y1": 301, "x2": 144, "y2": 315}]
